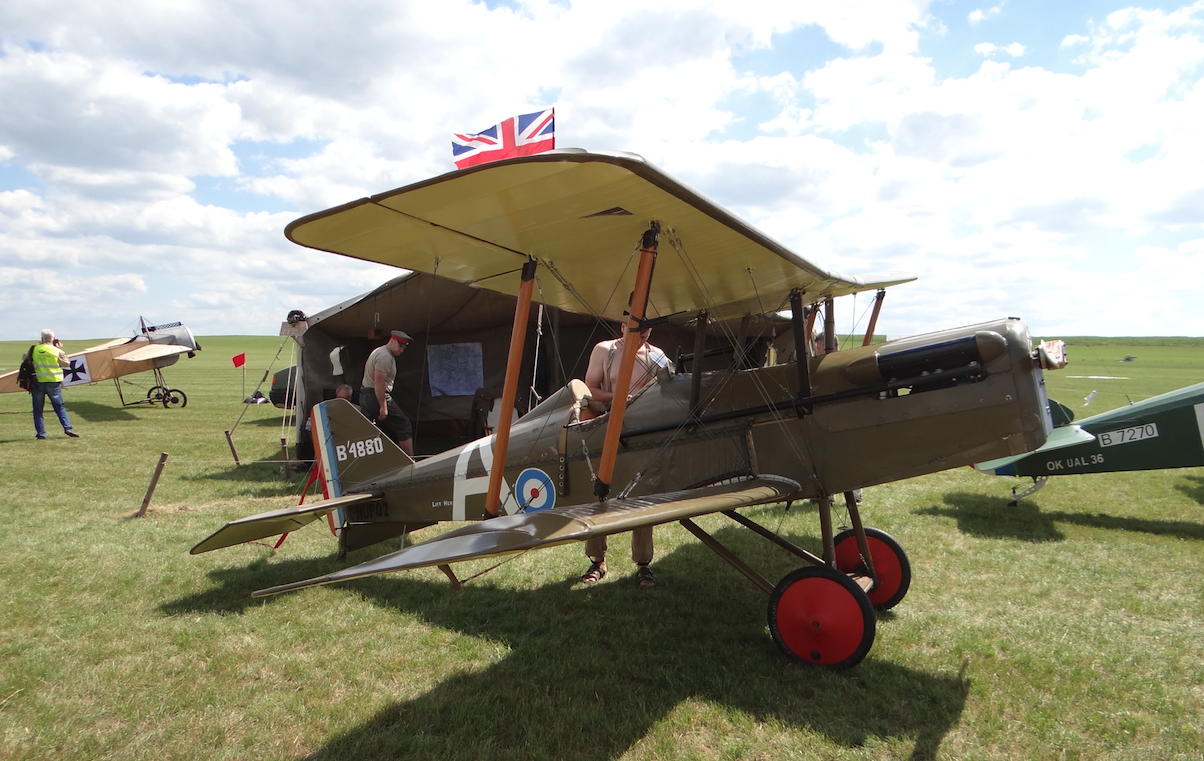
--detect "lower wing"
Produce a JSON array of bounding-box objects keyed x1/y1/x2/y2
[
  {"x1": 252, "y1": 475, "x2": 801, "y2": 597},
  {"x1": 114, "y1": 344, "x2": 193, "y2": 363}
]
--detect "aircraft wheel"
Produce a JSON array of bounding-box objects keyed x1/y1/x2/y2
[
  {"x1": 146, "y1": 385, "x2": 168, "y2": 403},
  {"x1": 833, "y1": 527, "x2": 911, "y2": 610},
  {"x1": 768, "y1": 566, "x2": 875, "y2": 668},
  {"x1": 162, "y1": 388, "x2": 188, "y2": 408}
]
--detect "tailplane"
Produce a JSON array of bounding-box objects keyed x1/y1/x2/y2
[{"x1": 311, "y1": 398, "x2": 414, "y2": 497}]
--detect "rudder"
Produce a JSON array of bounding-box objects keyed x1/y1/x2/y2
[{"x1": 311, "y1": 398, "x2": 413, "y2": 498}]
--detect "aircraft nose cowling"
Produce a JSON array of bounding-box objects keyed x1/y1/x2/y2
[{"x1": 844, "y1": 330, "x2": 1007, "y2": 387}]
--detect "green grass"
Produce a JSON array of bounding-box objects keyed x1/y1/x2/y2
[{"x1": 0, "y1": 336, "x2": 1201, "y2": 760}]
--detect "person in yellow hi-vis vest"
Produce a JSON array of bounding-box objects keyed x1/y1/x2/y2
[{"x1": 26, "y1": 329, "x2": 79, "y2": 440}]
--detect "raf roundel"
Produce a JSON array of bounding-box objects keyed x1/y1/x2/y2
[{"x1": 515, "y1": 468, "x2": 555, "y2": 512}]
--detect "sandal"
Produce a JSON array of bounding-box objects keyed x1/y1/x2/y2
[
  {"x1": 582, "y1": 560, "x2": 607, "y2": 584},
  {"x1": 636, "y1": 564, "x2": 656, "y2": 588}
]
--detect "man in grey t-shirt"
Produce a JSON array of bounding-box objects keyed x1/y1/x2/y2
[{"x1": 359, "y1": 330, "x2": 414, "y2": 456}]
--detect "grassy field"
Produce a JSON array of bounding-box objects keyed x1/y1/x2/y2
[{"x1": 0, "y1": 334, "x2": 1201, "y2": 760}]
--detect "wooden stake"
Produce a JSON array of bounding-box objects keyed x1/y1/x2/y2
[
  {"x1": 280, "y1": 437, "x2": 291, "y2": 478},
  {"x1": 224, "y1": 430, "x2": 240, "y2": 466},
  {"x1": 137, "y1": 453, "x2": 169, "y2": 518}
]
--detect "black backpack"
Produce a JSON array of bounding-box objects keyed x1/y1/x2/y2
[{"x1": 16, "y1": 345, "x2": 36, "y2": 391}]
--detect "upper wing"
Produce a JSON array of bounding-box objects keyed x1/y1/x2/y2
[
  {"x1": 285, "y1": 150, "x2": 914, "y2": 323},
  {"x1": 974, "y1": 424, "x2": 1097, "y2": 474},
  {"x1": 114, "y1": 343, "x2": 192, "y2": 363},
  {"x1": 252, "y1": 475, "x2": 801, "y2": 597}
]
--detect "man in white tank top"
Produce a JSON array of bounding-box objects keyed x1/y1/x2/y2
[{"x1": 580, "y1": 324, "x2": 668, "y2": 587}]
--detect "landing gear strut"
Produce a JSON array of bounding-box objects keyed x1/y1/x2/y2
[{"x1": 682, "y1": 490, "x2": 912, "y2": 668}]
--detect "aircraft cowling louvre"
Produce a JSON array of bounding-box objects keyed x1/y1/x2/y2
[{"x1": 845, "y1": 331, "x2": 1005, "y2": 387}]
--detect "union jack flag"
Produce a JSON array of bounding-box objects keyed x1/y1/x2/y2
[{"x1": 452, "y1": 108, "x2": 555, "y2": 169}]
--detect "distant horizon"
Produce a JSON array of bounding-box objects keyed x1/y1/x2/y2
[{"x1": 4, "y1": 333, "x2": 1202, "y2": 346}]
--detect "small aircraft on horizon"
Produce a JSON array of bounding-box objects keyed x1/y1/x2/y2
[
  {"x1": 976, "y1": 381, "x2": 1204, "y2": 503},
  {"x1": 0, "y1": 318, "x2": 200, "y2": 407},
  {"x1": 193, "y1": 149, "x2": 1065, "y2": 668}
]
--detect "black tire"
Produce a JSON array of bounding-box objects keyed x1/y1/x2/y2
[
  {"x1": 768, "y1": 565, "x2": 876, "y2": 668},
  {"x1": 146, "y1": 385, "x2": 168, "y2": 403},
  {"x1": 162, "y1": 389, "x2": 187, "y2": 408},
  {"x1": 833, "y1": 527, "x2": 911, "y2": 610}
]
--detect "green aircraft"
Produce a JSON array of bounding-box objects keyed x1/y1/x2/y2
[
  {"x1": 193, "y1": 150, "x2": 1064, "y2": 668},
  {"x1": 976, "y1": 381, "x2": 1204, "y2": 502}
]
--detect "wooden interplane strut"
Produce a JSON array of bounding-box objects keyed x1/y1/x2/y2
[
  {"x1": 485, "y1": 258, "x2": 538, "y2": 517},
  {"x1": 594, "y1": 223, "x2": 660, "y2": 500},
  {"x1": 863, "y1": 289, "x2": 886, "y2": 347}
]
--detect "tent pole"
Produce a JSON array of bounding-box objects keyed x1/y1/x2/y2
[
  {"x1": 484, "y1": 258, "x2": 537, "y2": 517},
  {"x1": 594, "y1": 223, "x2": 659, "y2": 501}
]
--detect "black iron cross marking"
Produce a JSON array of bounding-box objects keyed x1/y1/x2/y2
[{"x1": 64, "y1": 359, "x2": 87, "y2": 383}]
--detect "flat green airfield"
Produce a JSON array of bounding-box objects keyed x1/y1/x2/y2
[{"x1": 0, "y1": 335, "x2": 1201, "y2": 760}]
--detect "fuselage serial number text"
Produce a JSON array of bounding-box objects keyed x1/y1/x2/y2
[
  {"x1": 336, "y1": 437, "x2": 384, "y2": 461},
  {"x1": 1098, "y1": 423, "x2": 1158, "y2": 448}
]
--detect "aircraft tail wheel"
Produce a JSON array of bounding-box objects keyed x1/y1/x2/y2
[
  {"x1": 162, "y1": 389, "x2": 187, "y2": 408},
  {"x1": 768, "y1": 566, "x2": 875, "y2": 668},
  {"x1": 833, "y1": 527, "x2": 911, "y2": 610},
  {"x1": 146, "y1": 385, "x2": 168, "y2": 403}
]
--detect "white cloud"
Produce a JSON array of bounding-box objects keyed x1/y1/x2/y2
[
  {"x1": 968, "y1": 5, "x2": 1004, "y2": 26},
  {"x1": 1, "y1": 0, "x2": 1204, "y2": 341},
  {"x1": 975, "y1": 42, "x2": 1024, "y2": 57}
]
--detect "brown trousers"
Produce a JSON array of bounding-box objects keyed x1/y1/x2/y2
[{"x1": 585, "y1": 526, "x2": 653, "y2": 565}]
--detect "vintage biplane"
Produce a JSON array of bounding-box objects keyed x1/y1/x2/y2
[
  {"x1": 193, "y1": 149, "x2": 1064, "y2": 668},
  {"x1": 976, "y1": 381, "x2": 1204, "y2": 503},
  {"x1": 0, "y1": 318, "x2": 199, "y2": 407}
]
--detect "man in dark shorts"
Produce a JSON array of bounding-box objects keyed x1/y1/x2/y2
[{"x1": 359, "y1": 330, "x2": 414, "y2": 456}]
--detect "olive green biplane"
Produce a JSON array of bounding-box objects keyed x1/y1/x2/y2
[{"x1": 193, "y1": 150, "x2": 1064, "y2": 668}]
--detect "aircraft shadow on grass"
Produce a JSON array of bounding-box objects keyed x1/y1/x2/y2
[
  {"x1": 0, "y1": 400, "x2": 137, "y2": 442},
  {"x1": 919, "y1": 492, "x2": 1204, "y2": 543},
  {"x1": 176, "y1": 465, "x2": 303, "y2": 500},
  {"x1": 243, "y1": 415, "x2": 293, "y2": 427},
  {"x1": 57, "y1": 400, "x2": 140, "y2": 423},
  {"x1": 165, "y1": 524, "x2": 968, "y2": 759},
  {"x1": 1174, "y1": 475, "x2": 1204, "y2": 505}
]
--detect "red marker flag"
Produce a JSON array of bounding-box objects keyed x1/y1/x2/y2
[{"x1": 232, "y1": 353, "x2": 246, "y2": 368}]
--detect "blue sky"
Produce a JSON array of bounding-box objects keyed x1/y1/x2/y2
[{"x1": 2, "y1": 0, "x2": 1203, "y2": 342}]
